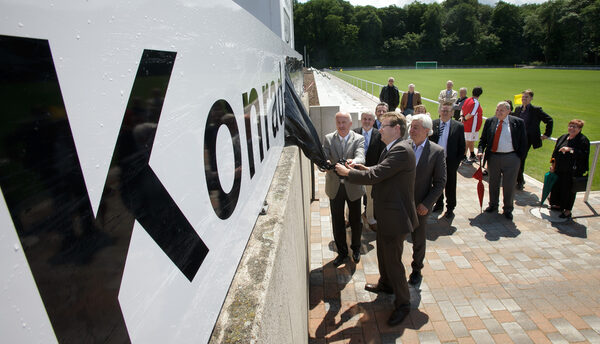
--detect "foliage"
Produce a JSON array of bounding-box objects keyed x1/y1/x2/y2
[{"x1": 294, "y1": 0, "x2": 600, "y2": 67}]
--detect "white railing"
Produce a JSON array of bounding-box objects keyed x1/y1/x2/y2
[{"x1": 327, "y1": 70, "x2": 599, "y2": 201}]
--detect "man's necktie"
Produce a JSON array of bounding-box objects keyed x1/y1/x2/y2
[
  {"x1": 439, "y1": 121, "x2": 446, "y2": 137},
  {"x1": 491, "y1": 120, "x2": 504, "y2": 152},
  {"x1": 364, "y1": 131, "x2": 369, "y2": 151}
]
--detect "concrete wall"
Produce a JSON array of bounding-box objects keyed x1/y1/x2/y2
[
  {"x1": 309, "y1": 105, "x2": 360, "y2": 141},
  {"x1": 209, "y1": 145, "x2": 312, "y2": 344}
]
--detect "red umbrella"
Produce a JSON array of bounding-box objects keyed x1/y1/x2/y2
[{"x1": 472, "y1": 157, "x2": 485, "y2": 213}]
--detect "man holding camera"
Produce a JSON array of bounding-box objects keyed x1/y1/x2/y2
[{"x1": 323, "y1": 112, "x2": 365, "y2": 266}]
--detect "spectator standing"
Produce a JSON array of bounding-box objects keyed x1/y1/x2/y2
[
  {"x1": 407, "y1": 114, "x2": 446, "y2": 285},
  {"x1": 353, "y1": 110, "x2": 384, "y2": 230},
  {"x1": 453, "y1": 87, "x2": 468, "y2": 121},
  {"x1": 461, "y1": 86, "x2": 484, "y2": 164},
  {"x1": 431, "y1": 102, "x2": 465, "y2": 219},
  {"x1": 400, "y1": 84, "x2": 422, "y2": 115},
  {"x1": 323, "y1": 112, "x2": 366, "y2": 266},
  {"x1": 374, "y1": 102, "x2": 388, "y2": 129},
  {"x1": 477, "y1": 102, "x2": 528, "y2": 220},
  {"x1": 438, "y1": 80, "x2": 458, "y2": 110},
  {"x1": 335, "y1": 112, "x2": 418, "y2": 327},
  {"x1": 379, "y1": 77, "x2": 400, "y2": 112},
  {"x1": 549, "y1": 120, "x2": 589, "y2": 219},
  {"x1": 513, "y1": 89, "x2": 553, "y2": 190}
]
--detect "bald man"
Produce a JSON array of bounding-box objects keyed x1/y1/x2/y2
[{"x1": 323, "y1": 112, "x2": 366, "y2": 266}]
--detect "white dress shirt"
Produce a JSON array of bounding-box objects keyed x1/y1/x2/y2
[
  {"x1": 412, "y1": 139, "x2": 427, "y2": 166},
  {"x1": 438, "y1": 119, "x2": 451, "y2": 157},
  {"x1": 495, "y1": 117, "x2": 514, "y2": 153}
]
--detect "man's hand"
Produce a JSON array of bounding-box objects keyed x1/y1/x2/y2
[
  {"x1": 416, "y1": 203, "x2": 428, "y2": 216},
  {"x1": 558, "y1": 146, "x2": 573, "y2": 154},
  {"x1": 541, "y1": 135, "x2": 548, "y2": 140},
  {"x1": 350, "y1": 163, "x2": 368, "y2": 171},
  {"x1": 335, "y1": 163, "x2": 350, "y2": 176}
]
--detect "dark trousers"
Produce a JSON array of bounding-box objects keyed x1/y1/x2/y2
[
  {"x1": 377, "y1": 231, "x2": 410, "y2": 308},
  {"x1": 517, "y1": 142, "x2": 533, "y2": 185},
  {"x1": 410, "y1": 214, "x2": 427, "y2": 273},
  {"x1": 488, "y1": 152, "x2": 520, "y2": 212},
  {"x1": 436, "y1": 160, "x2": 459, "y2": 211},
  {"x1": 330, "y1": 184, "x2": 362, "y2": 257},
  {"x1": 549, "y1": 172, "x2": 577, "y2": 211}
]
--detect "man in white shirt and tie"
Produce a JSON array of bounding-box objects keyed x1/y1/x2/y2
[
  {"x1": 353, "y1": 110, "x2": 384, "y2": 231},
  {"x1": 430, "y1": 102, "x2": 465, "y2": 219},
  {"x1": 477, "y1": 102, "x2": 528, "y2": 220}
]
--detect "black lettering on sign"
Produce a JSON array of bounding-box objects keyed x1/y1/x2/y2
[
  {"x1": 0, "y1": 35, "x2": 208, "y2": 343},
  {"x1": 242, "y1": 89, "x2": 262, "y2": 177},
  {"x1": 204, "y1": 100, "x2": 242, "y2": 219}
]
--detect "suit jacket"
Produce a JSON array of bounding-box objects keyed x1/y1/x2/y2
[
  {"x1": 379, "y1": 85, "x2": 400, "y2": 110},
  {"x1": 400, "y1": 92, "x2": 422, "y2": 111},
  {"x1": 438, "y1": 89, "x2": 458, "y2": 108},
  {"x1": 346, "y1": 140, "x2": 418, "y2": 236},
  {"x1": 323, "y1": 130, "x2": 366, "y2": 201},
  {"x1": 409, "y1": 139, "x2": 447, "y2": 210},
  {"x1": 478, "y1": 115, "x2": 528, "y2": 164},
  {"x1": 353, "y1": 127, "x2": 385, "y2": 167},
  {"x1": 430, "y1": 119, "x2": 466, "y2": 166},
  {"x1": 513, "y1": 104, "x2": 553, "y2": 149},
  {"x1": 552, "y1": 133, "x2": 590, "y2": 176}
]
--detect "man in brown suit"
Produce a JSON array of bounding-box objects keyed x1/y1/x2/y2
[
  {"x1": 400, "y1": 84, "x2": 422, "y2": 115},
  {"x1": 335, "y1": 112, "x2": 418, "y2": 327}
]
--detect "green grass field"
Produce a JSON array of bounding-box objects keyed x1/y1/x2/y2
[{"x1": 333, "y1": 68, "x2": 600, "y2": 191}]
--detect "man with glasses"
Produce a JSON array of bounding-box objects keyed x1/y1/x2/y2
[{"x1": 335, "y1": 112, "x2": 418, "y2": 327}]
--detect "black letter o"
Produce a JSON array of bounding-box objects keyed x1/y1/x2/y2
[{"x1": 204, "y1": 100, "x2": 242, "y2": 219}]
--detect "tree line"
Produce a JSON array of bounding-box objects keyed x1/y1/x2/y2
[{"x1": 293, "y1": 0, "x2": 600, "y2": 67}]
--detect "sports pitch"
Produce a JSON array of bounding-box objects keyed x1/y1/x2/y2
[{"x1": 334, "y1": 68, "x2": 600, "y2": 191}]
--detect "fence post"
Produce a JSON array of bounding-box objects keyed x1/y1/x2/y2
[{"x1": 584, "y1": 144, "x2": 600, "y2": 202}]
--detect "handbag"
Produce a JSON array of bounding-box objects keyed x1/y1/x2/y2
[
  {"x1": 571, "y1": 158, "x2": 588, "y2": 193},
  {"x1": 571, "y1": 175, "x2": 588, "y2": 193}
]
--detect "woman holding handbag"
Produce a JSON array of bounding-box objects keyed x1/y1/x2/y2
[{"x1": 549, "y1": 119, "x2": 590, "y2": 218}]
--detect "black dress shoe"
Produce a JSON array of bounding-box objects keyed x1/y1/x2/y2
[
  {"x1": 408, "y1": 271, "x2": 422, "y2": 285},
  {"x1": 559, "y1": 212, "x2": 572, "y2": 219},
  {"x1": 484, "y1": 206, "x2": 498, "y2": 213},
  {"x1": 432, "y1": 203, "x2": 443, "y2": 213},
  {"x1": 388, "y1": 305, "x2": 411, "y2": 326},
  {"x1": 332, "y1": 255, "x2": 347, "y2": 267},
  {"x1": 443, "y1": 210, "x2": 454, "y2": 219},
  {"x1": 364, "y1": 283, "x2": 393, "y2": 294},
  {"x1": 516, "y1": 183, "x2": 524, "y2": 190},
  {"x1": 503, "y1": 211, "x2": 513, "y2": 220},
  {"x1": 352, "y1": 251, "x2": 360, "y2": 263}
]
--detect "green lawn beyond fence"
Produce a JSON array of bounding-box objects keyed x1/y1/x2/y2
[{"x1": 333, "y1": 68, "x2": 600, "y2": 191}]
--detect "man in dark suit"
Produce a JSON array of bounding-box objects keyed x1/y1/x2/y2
[
  {"x1": 513, "y1": 89, "x2": 553, "y2": 190},
  {"x1": 323, "y1": 112, "x2": 365, "y2": 266},
  {"x1": 335, "y1": 112, "x2": 418, "y2": 327},
  {"x1": 374, "y1": 102, "x2": 388, "y2": 129},
  {"x1": 477, "y1": 101, "x2": 528, "y2": 220},
  {"x1": 353, "y1": 110, "x2": 384, "y2": 230},
  {"x1": 430, "y1": 102, "x2": 465, "y2": 219},
  {"x1": 379, "y1": 77, "x2": 400, "y2": 111},
  {"x1": 407, "y1": 114, "x2": 446, "y2": 285}
]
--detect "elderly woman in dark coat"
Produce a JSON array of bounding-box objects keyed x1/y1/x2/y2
[{"x1": 549, "y1": 119, "x2": 590, "y2": 218}]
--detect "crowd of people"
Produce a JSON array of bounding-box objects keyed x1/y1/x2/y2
[{"x1": 320, "y1": 78, "x2": 590, "y2": 326}]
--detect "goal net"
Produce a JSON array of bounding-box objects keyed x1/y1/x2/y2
[{"x1": 415, "y1": 61, "x2": 437, "y2": 69}]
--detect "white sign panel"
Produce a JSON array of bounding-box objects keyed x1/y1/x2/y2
[{"x1": 0, "y1": 1, "x2": 300, "y2": 343}]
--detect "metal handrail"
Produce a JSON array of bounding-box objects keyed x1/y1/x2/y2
[{"x1": 327, "y1": 70, "x2": 599, "y2": 201}]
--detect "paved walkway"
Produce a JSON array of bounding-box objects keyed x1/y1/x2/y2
[{"x1": 308, "y1": 72, "x2": 600, "y2": 343}]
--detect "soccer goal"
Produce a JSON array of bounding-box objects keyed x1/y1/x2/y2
[{"x1": 415, "y1": 61, "x2": 437, "y2": 69}]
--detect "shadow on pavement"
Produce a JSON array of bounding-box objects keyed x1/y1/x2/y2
[{"x1": 469, "y1": 213, "x2": 521, "y2": 241}]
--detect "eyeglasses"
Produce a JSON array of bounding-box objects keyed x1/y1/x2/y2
[{"x1": 380, "y1": 124, "x2": 397, "y2": 129}]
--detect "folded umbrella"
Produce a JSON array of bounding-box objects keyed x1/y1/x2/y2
[
  {"x1": 540, "y1": 171, "x2": 558, "y2": 206},
  {"x1": 472, "y1": 157, "x2": 485, "y2": 213}
]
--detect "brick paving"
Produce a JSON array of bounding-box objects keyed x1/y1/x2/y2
[{"x1": 308, "y1": 166, "x2": 600, "y2": 344}]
